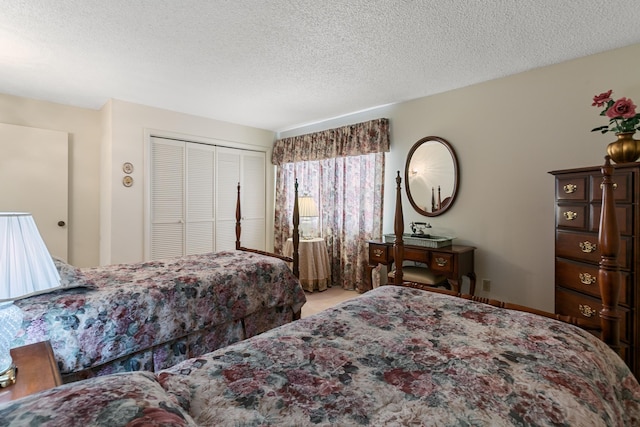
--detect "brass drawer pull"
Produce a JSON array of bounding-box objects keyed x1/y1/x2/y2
[
  {"x1": 579, "y1": 273, "x2": 596, "y2": 285},
  {"x1": 579, "y1": 241, "x2": 597, "y2": 253},
  {"x1": 599, "y1": 182, "x2": 618, "y2": 190},
  {"x1": 563, "y1": 211, "x2": 578, "y2": 221},
  {"x1": 435, "y1": 257, "x2": 448, "y2": 267},
  {"x1": 373, "y1": 249, "x2": 384, "y2": 257},
  {"x1": 579, "y1": 304, "x2": 597, "y2": 318},
  {"x1": 563, "y1": 184, "x2": 577, "y2": 194}
]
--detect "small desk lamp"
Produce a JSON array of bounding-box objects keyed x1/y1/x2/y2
[
  {"x1": 298, "y1": 194, "x2": 319, "y2": 239},
  {"x1": 0, "y1": 213, "x2": 60, "y2": 388}
]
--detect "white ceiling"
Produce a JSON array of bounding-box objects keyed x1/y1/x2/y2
[{"x1": 2, "y1": 1, "x2": 640, "y2": 133}]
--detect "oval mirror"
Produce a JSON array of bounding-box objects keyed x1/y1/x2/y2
[{"x1": 405, "y1": 136, "x2": 459, "y2": 217}]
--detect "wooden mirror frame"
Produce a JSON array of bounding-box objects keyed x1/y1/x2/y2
[{"x1": 405, "y1": 136, "x2": 459, "y2": 217}]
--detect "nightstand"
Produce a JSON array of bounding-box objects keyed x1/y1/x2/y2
[{"x1": 0, "y1": 341, "x2": 61, "y2": 403}]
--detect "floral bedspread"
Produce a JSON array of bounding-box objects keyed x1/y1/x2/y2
[
  {"x1": 13, "y1": 251, "x2": 306, "y2": 375},
  {"x1": 159, "y1": 286, "x2": 640, "y2": 426},
  {"x1": 0, "y1": 371, "x2": 198, "y2": 427}
]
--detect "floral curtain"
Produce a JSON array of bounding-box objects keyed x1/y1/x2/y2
[{"x1": 273, "y1": 118, "x2": 389, "y2": 291}]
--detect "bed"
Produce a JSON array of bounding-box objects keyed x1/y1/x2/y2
[
  {"x1": 151, "y1": 157, "x2": 639, "y2": 425},
  {"x1": 1, "y1": 158, "x2": 638, "y2": 426},
  {"x1": 10, "y1": 183, "x2": 306, "y2": 382}
]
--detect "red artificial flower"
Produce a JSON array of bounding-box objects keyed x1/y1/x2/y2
[
  {"x1": 592, "y1": 90, "x2": 612, "y2": 107},
  {"x1": 606, "y1": 97, "x2": 638, "y2": 120}
]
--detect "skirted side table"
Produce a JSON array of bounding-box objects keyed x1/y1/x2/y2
[{"x1": 283, "y1": 237, "x2": 331, "y2": 292}]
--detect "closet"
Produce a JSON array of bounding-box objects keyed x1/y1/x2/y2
[{"x1": 149, "y1": 137, "x2": 266, "y2": 260}]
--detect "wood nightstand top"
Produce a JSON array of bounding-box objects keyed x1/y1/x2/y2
[{"x1": 0, "y1": 341, "x2": 62, "y2": 403}]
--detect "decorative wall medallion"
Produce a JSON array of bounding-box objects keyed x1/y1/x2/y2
[
  {"x1": 122, "y1": 162, "x2": 134, "y2": 174},
  {"x1": 123, "y1": 176, "x2": 134, "y2": 187}
]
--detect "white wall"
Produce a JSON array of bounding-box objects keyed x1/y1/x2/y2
[
  {"x1": 280, "y1": 43, "x2": 640, "y2": 311},
  {"x1": 100, "y1": 99, "x2": 276, "y2": 265}
]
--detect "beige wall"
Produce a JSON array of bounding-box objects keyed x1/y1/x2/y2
[
  {"x1": 0, "y1": 95, "x2": 275, "y2": 267},
  {"x1": 100, "y1": 99, "x2": 276, "y2": 265},
  {"x1": 281, "y1": 43, "x2": 640, "y2": 311},
  {"x1": 3, "y1": 42, "x2": 639, "y2": 310},
  {"x1": 0, "y1": 94, "x2": 101, "y2": 267}
]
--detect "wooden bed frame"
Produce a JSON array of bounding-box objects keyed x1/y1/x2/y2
[
  {"x1": 391, "y1": 156, "x2": 622, "y2": 353},
  {"x1": 235, "y1": 180, "x2": 301, "y2": 279}
]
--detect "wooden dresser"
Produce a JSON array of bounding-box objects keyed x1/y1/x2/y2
[
  {"x1": 550, "y1": 164, "x2": 638, "y2": 377},
  {"x1": 365, "y1": 241, "x2": 476, "y2": 294}
]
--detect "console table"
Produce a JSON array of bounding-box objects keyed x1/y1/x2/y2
[
  {"x1": 284, "y1": 237, "x2": 331, "y2": 292},
  {"x1": 365, "y1": 241, "x2": 476, "y2": 295}
]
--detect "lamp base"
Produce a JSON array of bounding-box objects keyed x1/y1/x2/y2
[{"x1": 0, "y1": 363, "x2": 17, "y2": 388}]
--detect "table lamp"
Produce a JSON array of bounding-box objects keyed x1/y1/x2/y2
[
  {"x1": 298, "y1": 195, "x2": 319, "y2": 239},
  {"x1": 0, "y1": 213, "x2": 60, "y2": 388}
]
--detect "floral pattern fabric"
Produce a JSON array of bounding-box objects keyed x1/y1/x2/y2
[
  {"x1": 274, "y1": 156, "x2": 385, "y2": 292},
  {"x1": 0, "y1": 371, "x2": 197, "y2": 427},
  {"x1": 271, "y1": 118, "x2": 390, "y2": 165},
  {"x1": 13, "y1": 251, "x2": 306, "y2": 378},
  {"x1": 158, "y1": 286, "x2": 640, "y2": 426}
]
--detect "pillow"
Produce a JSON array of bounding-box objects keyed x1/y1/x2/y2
[{"x1": 52, "y1": 256, "x2": 97, "y2": 289}]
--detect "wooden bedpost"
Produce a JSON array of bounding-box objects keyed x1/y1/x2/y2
[
  {"x1": 598, "y1": 156, "x2": 621, "y2": 352},
  {"x1": 292, "y1": 179, "x2": 300, "y2": 278},
  {"x1": 235, "y1": 182, "x2": 242, "y2": 250},
  {"x1": 394, "y1": 171, "x2": 404, "y2": 285}
]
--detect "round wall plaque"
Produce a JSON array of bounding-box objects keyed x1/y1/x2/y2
[{"x1": 122, "y1": 162, "x2": 134, "y2": 174}]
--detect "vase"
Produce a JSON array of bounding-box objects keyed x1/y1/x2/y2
[{"x1": 606, "y1": 131, "x2": 640, "y2": 163}]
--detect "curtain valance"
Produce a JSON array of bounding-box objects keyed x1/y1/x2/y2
[{"x1": 272, "y1": 118, "x2": 390, "y2": 165}]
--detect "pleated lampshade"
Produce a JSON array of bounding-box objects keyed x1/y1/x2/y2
[{"x1": 0, "y1": 213, "x2": 60, "y2": 302}]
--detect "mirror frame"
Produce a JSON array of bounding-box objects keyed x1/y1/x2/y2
[{"x1": 404, "y1": 136, "x2": 459, "y2": 217}]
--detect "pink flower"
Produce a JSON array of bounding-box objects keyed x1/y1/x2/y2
[
  {"x1": 606, "y1": 97, "x2": 638, "y2": 120},
  {"x1": 591, "y1": 90, "x2": 640, "y2": 134},
  {"x1": 592, "y1": 90, "x2": 612, "y2": 107}
]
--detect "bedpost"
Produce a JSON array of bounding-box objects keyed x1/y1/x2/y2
[
  {"x1": 292, "y1": 179, "x2": 300, "y2": 278},
  {"x1": 394, "y1": 171, "x2": 404, "y2": 285},
  {"x1": 598, "y1": 156, "x2": 621, "y2": 352},
  {"x1": 235, "y1": 182, "x2": 241, "y2": 250}
]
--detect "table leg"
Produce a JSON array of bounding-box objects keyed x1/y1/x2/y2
[
  {"x1": 468, "y1": 273, "x2": 477, "y2": 296},
  {"x1": 361, "y1": 265, "x2": 375, "y2": 293},
  {"x1": 447, "y1": 279, "x2": 460, "y2": 294}
]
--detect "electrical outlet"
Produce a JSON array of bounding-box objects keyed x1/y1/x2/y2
[{"x1": 482, "y1": 279, "x2": 491, "y2": 292}]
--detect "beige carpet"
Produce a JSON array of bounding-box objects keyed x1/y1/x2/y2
[{"x1": 301, "y1": 287, "x2": 360, "y2": 318}]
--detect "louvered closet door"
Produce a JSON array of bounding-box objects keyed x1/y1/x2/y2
[
  {"x1": 186, "y1": 143, "x2": 216, "y2": 255},
  {"x1": 240, "y1": 150, "x2": 266, "y2": 250},
  {"x1": 215, "y1": 148, "x2": 241, "y2": 251},
  {"x1": 215, "y1": 147, "x2": 266, "y2": 251},
  {"x1": 150, "y1": 137, "x2": 185, "y2": 259}
]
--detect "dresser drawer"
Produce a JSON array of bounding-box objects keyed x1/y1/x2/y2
[
  {"x1": 555, "y1": 258, "x2": 630, "y2": 306},
  {"x1": 590, "y1": 204, "x2": 633, "y2": 236},
  {"x1": 556, "y1": 176, "x2": 587, "y2": 201},
  {"x1": 430, "y1": 252, "x2": 454, "y2": 273},
  {"x1": 404, "y1": 246, "x2": 430, "y2": 264},
  {"x1": 590, "y1": 170, "x2": 633, "y2": 203},
  {"x1": 556, "y1": 204, "x2": 587, "y2": 230},
  {"x1": 555, "y1": 288, "x2": 629, "y2": 341},
  {"x1": 555, "y1": 230, "x2": 631, "y2": 269},
  {"x1": 369, "y1": 243, "x2": 390, "y2": 264}
]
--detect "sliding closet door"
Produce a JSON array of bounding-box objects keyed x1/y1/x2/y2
[
  {"x1": 215, "y1": 147, "x2": 241, "y2": 251},
  {"x1": 215, "y1": 147, "x2": 266, "y2": 251},
  {"x1": 239, "y1": 151, "x2": 266, "y2": 250},
  {"x1": 185, "y1": 143, "x2": 216, "y2": 255},
  {"x1": 150, "y1": 137, "x2": 185, "y2": 259},
  {"x1": 150, "y1": 138, "x2": 265, "y2": 259}
]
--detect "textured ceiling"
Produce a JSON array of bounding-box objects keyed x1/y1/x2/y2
[{"x1": 2, "y1": 1, "x2": 640, "y2": 132}]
